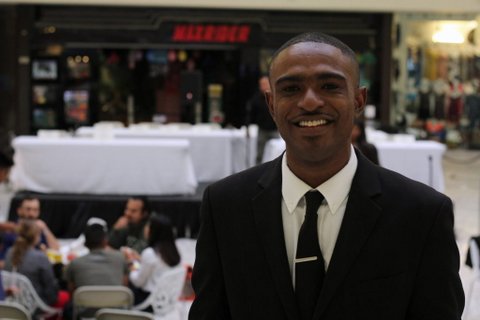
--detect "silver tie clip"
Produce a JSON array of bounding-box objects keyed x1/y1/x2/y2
[{"x1": 294, "y1": 256, "x2": 318, "y2": 263}]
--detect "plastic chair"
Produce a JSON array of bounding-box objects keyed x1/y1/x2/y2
[
  {"x1": 95, "y1": 308, "x2": 154, "y2": 320},
  {"x1": 73, "y1": 285, "x2": 134, "y2": 320},
  {"x1": 0, "y1": 301, "x2": 32, "y2": 320},
  {"x1": 1, "y1": 270, "x2": 62, "y2": 320},
  {"x1": 464, "y1": 238, "x2": 480, "y2": 319},
  {"x1": 132, "y1": 266, "x2": 187, "y2": 320}
]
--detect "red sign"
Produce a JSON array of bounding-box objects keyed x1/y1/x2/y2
[{"x1": 172, "y1": 24, "x2": 251, "y2": 43}]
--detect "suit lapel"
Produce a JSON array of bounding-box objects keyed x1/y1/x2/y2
[
  {"x1": 314, "y1": 151, "x2": 383, "y2": 319},
  {"x1": 252, "y1": 156, "x2": 298, "y2": 320}
]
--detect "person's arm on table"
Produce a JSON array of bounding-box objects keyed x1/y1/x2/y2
[
  {"x1": 108, "y1": 216, "x2": 129, "y2": 249},
  {"x1": 108, "y1": 228, "x2": 127, "y2": 249},
  {"x1": 36, "y1": 219, "x2": 59, "y2": 250},
  {"x1": 129, "y1": 249, "x2": 154, "y2": 288},
  {"x1": 0, "y1": 222, "x2": 16, "y2": 232}
]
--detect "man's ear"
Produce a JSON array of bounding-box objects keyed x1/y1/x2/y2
[
  {"x1": 354, "y1": 86, "x2": 367, "y2": 116},
  {"x1": 265, "y1": 91, "x2": 275, "y2": 118}
]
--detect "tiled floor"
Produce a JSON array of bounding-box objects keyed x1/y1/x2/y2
[
  {"x1": 445, "y1": 149, "x2": 480, "y2": 245},
  {"x1": 443, "y1": 149, "x2": 480, "y2": 319}
]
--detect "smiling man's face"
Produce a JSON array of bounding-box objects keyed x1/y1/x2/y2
[{"x1": 266, "y1": 41, "x2": 366, "y2": 170}]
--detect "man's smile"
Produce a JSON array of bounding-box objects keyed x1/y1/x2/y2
[{"x1": 297, "y1": 119, "x2": 329, "y2": 127}]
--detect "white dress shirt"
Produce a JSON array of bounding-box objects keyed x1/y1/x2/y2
[{"x1": 281, "y1": 146, "x2": 357, "y2": 285}]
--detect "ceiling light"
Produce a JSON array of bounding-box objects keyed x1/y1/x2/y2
[{"x1": 432, "y1": 24, "x2": 465, "y2": 44}]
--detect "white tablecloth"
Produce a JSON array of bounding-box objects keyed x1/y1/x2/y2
[
  {"x1": 10, "y1": 136, "x2": 198, "y2": 195},
  {"x1": 262, "y1": 138, "x2": 446, "y2": 192},
  {"x1": 76, "y1": 126, "x2": 256, "y2": 182},
  {"x1": 373, "y1": 140, "x2": 445, "y2": 192}
]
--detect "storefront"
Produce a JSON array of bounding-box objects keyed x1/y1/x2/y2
[
  {"x1": 1, "y1": 5, "x2": 392, "y2": 134},
  {"x1": 392, "y1": 12, "x2": 480, "y2": 148}
]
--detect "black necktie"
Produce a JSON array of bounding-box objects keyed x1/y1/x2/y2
[{"x1": 295, "y1": 190, "x2": 325, "y2": 320}]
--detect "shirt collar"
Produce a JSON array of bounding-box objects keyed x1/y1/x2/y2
[{"x1": 282, "y1": 145, "x2": 358, "y2": 215}]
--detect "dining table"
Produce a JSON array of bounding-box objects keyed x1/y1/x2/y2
[
  {"x1": 10, "y1": 136, "x2": 198, "y2": 195},
  {"x1": 262, "y1": 138, "x2": 446, "y2": 192},
  {"x1": 75, "y1": 125, "x2": 257, "y2": 182}
]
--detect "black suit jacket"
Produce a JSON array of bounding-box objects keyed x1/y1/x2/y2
[{"x1": 189, "y1": 151, "x2": 464, "y2": 320}]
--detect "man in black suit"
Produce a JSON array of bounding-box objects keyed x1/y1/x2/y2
[{"x1": 189, "y1": 32, "x2": 464, "y2": 320}]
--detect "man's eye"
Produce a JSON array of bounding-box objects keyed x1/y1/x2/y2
[
  {"x1": 322, "y1": 83, "x2": 340, "y2": 90},
  {"x1": 281, "y1": 86, "x2": 300, "y2": 93}
]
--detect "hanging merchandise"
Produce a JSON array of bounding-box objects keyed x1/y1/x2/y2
[
  {"x1": 432, "y1": 79, "x2": 448, "y2": 120},
  {"x1": 463, "y1": 81, "x2": 480, "y2": 148},
  {"x1": 393, "y1": 13, "x2": 480, "y2": 147},
  {"x1": 447, "y1": 79, "x2": 463, "y2": 123},
  {"x1": 417, "y1": 78, "x2": 432, "y2": 121}
]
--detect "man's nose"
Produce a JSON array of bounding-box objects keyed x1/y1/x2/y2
[{"x1": 299, "y1": 88, "x2": 324, "y2": 111}]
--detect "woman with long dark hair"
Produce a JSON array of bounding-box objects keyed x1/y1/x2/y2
[{"x1": 129, "y1": 213, "x2": 181, "y2": 303}]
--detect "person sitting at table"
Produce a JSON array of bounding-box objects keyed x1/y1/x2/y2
[
  {"x1": 65, "y1": 223, "x2": 129, "y2": 290},
  {"x1": 0, "y1": 195, "x2": 60, "y2": 267},
  {"x1": 128, "y1": 213, "x2": 182, "y2": 305},
  {"x1": 108, "y1": 196, "x2": 150, "y2": 260},
  {"x1": 246, "y1": 75, "x2": 279, "y2": 164},
  {"x1": 0, "y1": 151, "x2": 16, "y2": 233},
  {"x1": 0, "y1": 150, "x2": 13, "y2": 184},
  {"x1": 4, "y1": 220, "x2": 59, "y2": 306},
  {"x1": 63, "y1": 223, "x2": 129, "y2": 320},
  {"x1": 351, "y1": 120, "x2": 380, "y2": 165}
]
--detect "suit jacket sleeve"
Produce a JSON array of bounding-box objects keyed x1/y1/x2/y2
[
  {"x1": 189, "y1": 186, "x2": 231, "y2": 320},
  {"x1": 408, "y1": 196, "x2": 464, "y2": 319}
]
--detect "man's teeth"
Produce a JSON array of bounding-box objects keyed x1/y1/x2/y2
[{"x1": 298, "y1": 119, "x2": 327, "y2": 127}]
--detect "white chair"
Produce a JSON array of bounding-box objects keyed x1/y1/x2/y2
[
  {"x1": 464, "y1": 239, "x2": 480, "y2": 319},
  {"x1": 73, "y1": 286, "x2": 134, "y2": 320},
  {"x1": 1, "y1": 270, "x2": 62, "y2": 320},
  {"x1": 0, "y1": 301, "x2": 32, "y2": 320},
  {"x1": 132, "y1": 266, "x2": 187, "y2": 320},
  {"x1": 95, "y1": 308, "x2": 154, "y2": 320}
]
